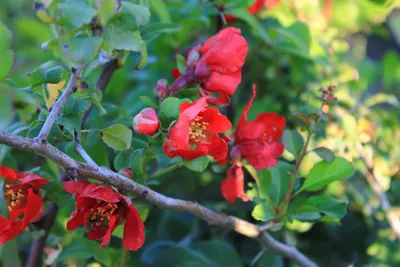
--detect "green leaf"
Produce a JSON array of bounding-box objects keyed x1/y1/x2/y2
[
  {"x1": 153, "y1": 247, "x2": 213, "y2": 267},
  {"x1": 41, "y1": 181, "x2": 70, "y2": 207},
  {"x1": 159, "y1": 97, "x2": 181, "y2": 127},
  {"x1": 57, "y1": 239, "x2": 111, "y2": 262},
  {"x1": 57, "y1": 114, "x2": 82, "y2": 140},
  {"x1": 100, "y1": 124, "x2": 132, "y2": 151},
  {"x1": 149, "y1": 0, "x2": 171, "y2": 22},
  {"x1": 28, "y1": 66, "x2": 66, "y2": 87},
  {"x1": 135, "y1": 41, "x2": 148, "y2": 69},
  {"x1": 364, "y1": 93, "x2": 400, "y2": 107},
  {"x1": 176, "y1": 54, "x2": 187, "y2": 74},
  {"x1": 97, "y1": 0, "x2": 119, "y2": 26},
  {"x1": 299, "y1": 157, "x2": 354, "y2": 192},
  {"x1": 0, "y1": 90, "x2": 13, "y2": 130},
  {"x1": 183, "y1": 156, "x2": 209, "y2": 172},
  {"x1": 1, "y1": 239, "x2": 21, "y2": 267},
  {"x1": 142, "y1": 22, "x2": 182, "y2": 42},
  {"x1": 66, "y1": 36, "x2": 103, "y2": 64},
  {"x1": 252, "y1": 203, "x2": 275, "y2": 222},
  {"x1": 196, "y1": 240, "x2": 243, "y2": 267},
  {"x1": 103, "y1": 14, "x2": 143, "y2": 52},
  {"x1": 313, "y1": 147, "x2": 335, "y2": 163},
  {"x1": 256, "y1": 168, "x2": 271, "y2": 200},
  {"x1": 63, "y1": 97, "x2": 90, "y2": 115},
  {"x1": 139, "y1": 95, "x2": 158, "y2": 109},
  {"x1": 269, "y1": 161, "x2": 293, "y2": 207},
  {"x1": 282, "y1": 129, "x2": 304, "y2": 157},
  {"x1": 294, "y1": 195, "x2": 347, "y2": 222},
  {"x1": 0, "y1": 178, "x2": 8, "y2": 217},
  {"x1": 0, "y1": 21, "x2": 12, "y2": 50},
  {"x1": 114, "y1": 150, "x2": 131, "y2": 171},
  {"x1": 130, "y1": 148, "x2": 146, "y2": 178},
  {"x1": 121, "y1": 1, "x2": 150, "y2": 27},
  {"x1": 58, "y1": 0, "x2": 96, "y2": 29},
  {"x1": 0, "y1": 50, "x2": 13, "y2": 81}
]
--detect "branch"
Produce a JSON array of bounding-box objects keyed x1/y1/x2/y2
[
  {"x1": 36, "y1": 66, "x2": 84, "y2": 142},
  {"x1": 357, "y1": 144, "x2": 400, "y2": 239},
  {"x1": 0, "y1": 131, "x2": 318, "y2": 267},
  {"x1": 75, "y1": 143, "x2": 98, "y2": 167}
]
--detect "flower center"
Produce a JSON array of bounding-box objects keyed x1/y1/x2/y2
[
  {"x1": 4, "y1": 185, "x2": 28, "y2": 211},
  {"x1": 89, "y1": 202, "x2": 118, "y2": 226},
  {"x1": 189, "y1": 116, "x2": 209, "y2": 142}
]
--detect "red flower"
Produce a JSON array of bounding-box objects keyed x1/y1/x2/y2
[
  {"x1": 163, "y1": 97, "x2": 231, "y2": 161},
  {"x1": 233, "y1": 85, "x2": 286, "y2": 169},
  {"x1": 225, "y1": 0, "x2": 265, "y2": 23},
  {"x1": 0, "y1": 166, "x2": 48, "y2": 245},
  {"x1": 64, "y1": 181, "x2": 145, "y2": 251},
  {"x1": 170, "y1": 27, "x2": 248, "y2": 106},
  {"x1": 133, "y1": 108, "x2": 160, "y2": 136},
  {"x1": 171, "y1": 68, "x2": 182, "y2": 78},
  {"x1": 221, "y1": 162, "x2": 249, "y2": 204}
]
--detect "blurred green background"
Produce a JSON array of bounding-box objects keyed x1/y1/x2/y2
[{"x1": 0, "y1": 0, "x2": 399, "y2": 266}]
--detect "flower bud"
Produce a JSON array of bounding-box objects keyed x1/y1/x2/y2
[
  {"x1": 133, "y1": 108, "x2": 160, "y2": 136},
  {"x1": 194, "y1": 61, "x2": 210, "y2": 80},
  {"x1": 118, "y1": 168, "x2": 133, "y2": 179},
  {"x1": 230, "y1": 146, "x2": 242, "y2": 161},
  {"x1": 154, "y1": 79, "x2": 169, "y2": 101}
]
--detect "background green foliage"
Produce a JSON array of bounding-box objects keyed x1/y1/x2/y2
[{"x1": 0, "y1": 0, "x2": 399, "y2": 266}]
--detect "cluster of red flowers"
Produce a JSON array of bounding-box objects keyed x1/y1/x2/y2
[
  {"x1": 0, "y1": 167, "x2": 48, "y2": 245},
  {"x1": 134, "y1": 28, "x2": 286, "y2": 205}
]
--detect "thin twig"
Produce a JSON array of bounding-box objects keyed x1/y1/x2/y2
[
  {"x1": 279, "y1": 102, "x2": 326, "y2": 215},
  {"x1": 357, "y1": 143, "x2": 400, "y2": 239},
  {"x1": 0, "y1": 131, "x2": 318, "y2": 267},
  {"x1": 75, "y1": 143, "x2": 98, "y2": 167},
  {"x1": 250, "y1": 248, "x2": 267, "y2": 267},
  {"x1": 36, "y1": 66, "x2": 84, "y2": 142}
]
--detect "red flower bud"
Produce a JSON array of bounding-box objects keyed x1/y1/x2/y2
[
  {"x1": 133, "y1": 108, "x2": 160, "y2": 136},
  {"x1": 119, "y1": 168, "x2": 133, "y2": 179}
]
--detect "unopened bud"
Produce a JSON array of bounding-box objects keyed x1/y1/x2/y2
[
  {"x1": 154, "y1": 79, "x2": 169, "y2": 100},
  {"x1": 230, "y1": 146, "x2": 242, "y2": 161},
  {"x1": 133, "y1": 108, "x2": 160, "y2": 136},
  {"x1": 119, "y1": 168, "x2": 133, "y2": 179},
  {"x1": 194, "y1": 61, "x2": 210, "y2": 80},
  {"x1": 186, "y1": 47, "x2": 201, "y2": 67}
]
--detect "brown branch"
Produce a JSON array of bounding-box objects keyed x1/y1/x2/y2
[
  {"x1": 81, "y1": 59, "x2": 120, "y2": 126},
  {"x1": 0, "y1": 131, "x2": 318, "y2": 267},
  {"x1": 36, "y1": 66, "x2": 84, "y2": 142},
  {"x1": 357, "y1": 144, "x2": 400, "y2": 239}
]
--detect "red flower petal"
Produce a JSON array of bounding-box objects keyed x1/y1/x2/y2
[
  {"x1": 171, "y1": 68, "x2": 182, "y2": 78},
  {"x1": 0, "y1": 166, "x2": 20, "y2": 182},
  {"x1": 236, "y1": 85, "x2": 257, "y2": 137},
  {"x1": 199, "y1": 133, "x2": 228, "y2": 161},
  {"x1": 64, "y1": 181, "x2": 90, "y2": 195},
  {"x1": 22, "y1": 188, "x2": 44, "y2": 227},
  {"x1": 202, "y1": 70, "x2": 242, "y2": 96},
  {"x1": 248, "y1": 0, "x2": 264, "y2": 14},
  {"x1": 88, "y1": 225, "x2": 108, "y2": 240},
  {"x1": 200, "y1": 28, "x2": 248, "y2": 74},
  {"x1": 256, "y1": 113, "x2": 286, "y2": 141},
  {"x1": 0, "y1": 220, "x2": 24, "y2": 246},
  {"x1": 164, "y1": 138, "x2": 208, "y2": 160},
  {"x1": 99, "y1": 215, "x2": 120, "y2": 248},
  {"x1": 20, "y1": 174, "x2": 48, "y2": 191},
  {"x1": 66, "y1": 210, "x2": 85, "y2": 230},
  {"x1": 199, "y1": 108, "x2": 231, "y2": 133},
  {"x1": 80, "y1": 185, "x2": 121, "y2": 203},
  {"x1": 221, "y1": 163, "x2": 248, "y2": 204},
  {"x1": 239, "y1": 142, "x2": 284, "y2": 169},
  {"x1": 123, "y1": 204, "x2": 145, "y2": 251},
  {"x1": 179, "y1": 97, "x2": 208, "y2": 121}
]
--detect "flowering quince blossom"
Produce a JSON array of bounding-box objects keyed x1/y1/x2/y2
[
  {"x1": 64, "y1": 181, "x2": 145, "y2": 250},
  {"x1": 169, "y1": 27, "x2": 248, "y2": 106},
  {"x1": 133, "y1": 107, "x2": 161, "y2": 136},
  {"x1": 220, "y1": 85, "x2": 286, "y2": 203},
  {"x1": 225, "y1": 0, "x2": 265, "y2": 23},
  {"x1": 0, "y1": 166, "x2": 48, "y2": 245},
  {"x1": 163, "y1": 97, "x2": 232, "y2": 161}
]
